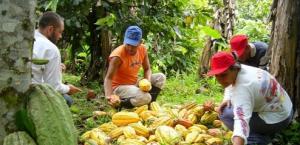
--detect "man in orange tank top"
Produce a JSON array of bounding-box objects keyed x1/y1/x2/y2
[{"x1": 104, "y1": 26, "x2": 166, "y2": 108}]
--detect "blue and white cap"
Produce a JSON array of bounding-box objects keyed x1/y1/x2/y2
[{"x1": 123, "y1": 26, "x2": 142, "y2": 46}]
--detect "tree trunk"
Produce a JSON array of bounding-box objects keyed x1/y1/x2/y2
[
  {"x1": 198, "y1": 0, "x2": 235, "y2": 77},
  {"x1": 268, "y1": 0, "x2": 300, "y2": 119},
  {"x1": 0, "y1": 0, "x2": 36, "y2": 143},
  {"x1": 99, "y1": 30, "x2": 112, "y2": 82},
  {"x1": 80, "y1": 5, "x2": 112, "y2": 86}
]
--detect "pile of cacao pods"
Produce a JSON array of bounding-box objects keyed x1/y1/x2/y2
[{"x1": 81, "y1": 101, "x2": 233, "y2": 145}]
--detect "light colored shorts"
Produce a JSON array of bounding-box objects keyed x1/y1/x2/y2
[{"x1": 113, "y1": 73, "x2": 166, "y2": 107}]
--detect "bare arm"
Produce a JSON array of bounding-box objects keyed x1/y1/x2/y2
[
  {"x1": 104, "y1": 57, "x2": 121, "y2": 98},
  {"x1": 142, "y1": 52, "x2": 151, "y2": 80}
]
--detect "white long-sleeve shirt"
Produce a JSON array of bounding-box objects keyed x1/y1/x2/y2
[
  {"x1": 228, "y1": 65, "x2": 292, "y2": 143},
  {"x1": 32, "y1": 30, "x2": 70, "y2": 94}
]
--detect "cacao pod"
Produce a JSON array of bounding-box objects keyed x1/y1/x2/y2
[
  {"x1": 155, "y1": 126, "x2": 181, "y2": 145},
  {"x1": 27, "y1": 84, "x2": 77, "y2": 145},
  {"x1": 123, "y1": 126, "x2": 137, "y2": 139},
  {"x1": 112, "y1": 112, "x2": 140, "y2": 126},
  {"x1": 200, "y1": 111, "x2": 218, "y2": 125},
  {"x1": 3, "y1": 131, "x2": 37, "y2": 145},
  {"x1": 185, "y1": 131, "x2": 200, "y2": 143},
  {"x1": 212, "y1": 120, "x2": 222, "y2": 128},
  {"x1": 120, "y1": 139, "x2": 146, "y2": 145},
  {"x1": 205, "y1": 137, "x2": 223, "y2": 145},
  {"x1": 108, "y1": 127, "x2": 124, "y2": 139},
  {"x1": 129, "y1": 122, "x2": 150, "y2": 137},
  {"x1": 139, "y1": 79, "x2": 152, "y2": 92}
]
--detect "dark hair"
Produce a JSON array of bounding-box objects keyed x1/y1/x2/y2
[{"x1": 38, "y1": 11, "x2": 63, "y2": 29}]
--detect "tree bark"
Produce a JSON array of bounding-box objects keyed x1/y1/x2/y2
[
  {"x1": 198, "y1": 0, "x2": 235, "y2": 77},
  {"x1": 0, "y1": 0, "x2": 36, "y2": 143},
  {"x1": 268, "y1": 0, "x2": 300, "y2": 119}
]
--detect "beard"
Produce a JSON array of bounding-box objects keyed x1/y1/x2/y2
[{"x1": 48, "y1": 32, "x2": 57, "y2": 44}]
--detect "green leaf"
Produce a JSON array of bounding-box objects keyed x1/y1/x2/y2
[
  {"x1": 201, "y1": 26, "x2": 222, "y2": 39},
  {"x1": 95, "y1": 14, "x2": 116, "y2": 27},
  {"x1": 77, "y1": 52, "x2": 87, "y2": 58},
  {"x1": 45, "y1": 0, "x2": 59, "y2": 11},
  {"x1": 174, "y1": 45, "x2": 188, "y2": 55}
]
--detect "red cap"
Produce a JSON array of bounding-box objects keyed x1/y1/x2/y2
[
  {"x1": 207, "y1": 52, "x2": 235, "y2": 76},
  {"x1": 230, "y1": 35, "x2": 248, "y2": 57}
]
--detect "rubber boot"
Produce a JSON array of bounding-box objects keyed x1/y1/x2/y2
[
  {"x1": 149, "y1": 86, "x2": 161, "y2": 102},
  {"x1": 120, "y1": 98, "x2": 134, "y2": 109}
]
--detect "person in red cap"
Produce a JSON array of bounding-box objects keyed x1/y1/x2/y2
[
  {"x1": 230, "y1": 34, "x2": 268, "y2": 70},
  {"x1": 208, "y1": 51, "x2": 293, "y2": 145},
  {"x1": 104, "y1": 26, "x2": 166, "y2": 108}
]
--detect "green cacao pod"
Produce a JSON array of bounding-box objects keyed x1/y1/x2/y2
[
  {"x1": 27, "y1": 84, "x2": 77, "y2": 145},
  {"x1": 200, "y1": 111, "x2": 218, "y2": 125},
  {"x1": 3, "y1": 131, "x2": 37, "y2": 145}
]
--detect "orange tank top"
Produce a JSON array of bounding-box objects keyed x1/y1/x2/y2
[{"x1": 109, "y1": 44, "x2": 146, "y2": 89}]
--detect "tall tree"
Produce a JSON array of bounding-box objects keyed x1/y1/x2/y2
[
  {"x1": 80, "y1": 4, "x2": 112, "y2": 85},
  {"x1": 268, "y1": 0, "x2": 300, "y2": 119},
  {"x1": 0, "y1": 0, "x2": 36, "y2": 143},
  {"x1": 198, "y1": 0, "x2": 235, "y2": 77}
]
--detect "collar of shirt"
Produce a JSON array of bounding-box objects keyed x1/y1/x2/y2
[
  {"x1": 249, "y1": 43, "x2": 256, "y2": 57},
  {"x1": 34, "y1": 30, "x2": 54, "y2": 45}
]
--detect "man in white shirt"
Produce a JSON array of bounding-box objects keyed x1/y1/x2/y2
[
  {"x1": 32, "y1": 11, "x2": 81, "y2": 106},
  {"x1": 207, "y1": 52, "x2": 293, "y2": 145}
]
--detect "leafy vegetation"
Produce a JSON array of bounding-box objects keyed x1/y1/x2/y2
[{"x1": 235, "y1": 0, "x2": 272, "y2": 42}]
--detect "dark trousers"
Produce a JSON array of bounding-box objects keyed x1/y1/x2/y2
[
  {"x1": 220, "y1": 106, "x2": 293, "y2": 145},
  {"x1": 63, "y1": 94, "x2": 73, "y2": 107}
]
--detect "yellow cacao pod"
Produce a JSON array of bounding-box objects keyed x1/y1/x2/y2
[
  {"x1": 180, "y1": 102, "x2": 197, "y2": 111},
  {"x1": 112, "y1": 112, "x2": 140, "y2": 126},
  {"x1": 139, "y1": 110, "x2": 157, "y2": 121},
  {"x1": 148, "y1": 135, "x2": 157, "y2": 142},
  {"x1": 185, "y1": 131, "x2": 200, "y2": 143},
  {"x1": 123, "y1": 126, "x2": 137, "y2": 139},
  {"x1": 134, "y1": 105, "x2": 149, "y2": 115},
  {"x1": 212, "y1": 120, "x2": 222, "y2": 128},
  {"x1": 117, "y1": 135, "x2": 126, "y2": 143},
  {"x1": 150, "y1": 102, "x2": 161, "y2": 112},
  {"x1": 108, "y1": 127, "x2": 124, "y2": 139},
  {"x1": 89, "y1": 129, "x2": 109, "y2": 145},
  {"x1": 205, "y1": 137, "x2": 223, "y2": 145},
  {"x1": 155, "y1": 126, "x2": 181, "y2": 145},
  {"x1": 191, "y1": 106, "x2": 205, "y2": 117},
  {"x1": 195, "y1": 134, "x2": 213, "y2": 143},
  {"x1": 98, "y1": 122, "x2": 117, "y2": 134},
  {"x1": 187, "y1": 113, "x2": 198, "y2": 124},
  {"x1": 150, "y1": 117, "x2": 172, "y2": 129},
  {"x1": 175, "y1": 124, "x2": 188, "y2": 137},
  {"x1": 80, "y1": 130, "x2": 92, "y2": 142},
  {"x1": 188, "y1": 126, "x2": 206, "y2": 134},
  {"x1": 139, "y1": 79, "x2": 152, "y2": 92},
  {"x1": 200, "y1": 111, "x2": 218, "y2": 125},
  {"x1": 193, "y1": 124, "x2": 208, "y2": 131},
  {"x1": 120, "y1": 139, "x2": 146, "y2": 145},
  {"x1": 84, "y1": 139, "x2": 98, "y2": 145},
  {"x1": 129, "y1": 122, "x2": 150, "y2": 137},
  {"x1": 224, "y1": 131, "x2": 233, "y2": 140}
]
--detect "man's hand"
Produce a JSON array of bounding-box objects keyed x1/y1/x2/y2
[
  {"x1": 216, "y1": 100, "x2": 231, "y2": 115},
  {"x1": 68, "y1": 84, "x2": 82, "y2": 95},
  {"x1": 233, "y1": 136, "x2": 244, "y2": 145},
  {"x1": 107, "y1": 95, "x2": 121, "y2": 107},
  {"x1": 61, "y1": 63, "x2": 66, "y2": 72}
]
